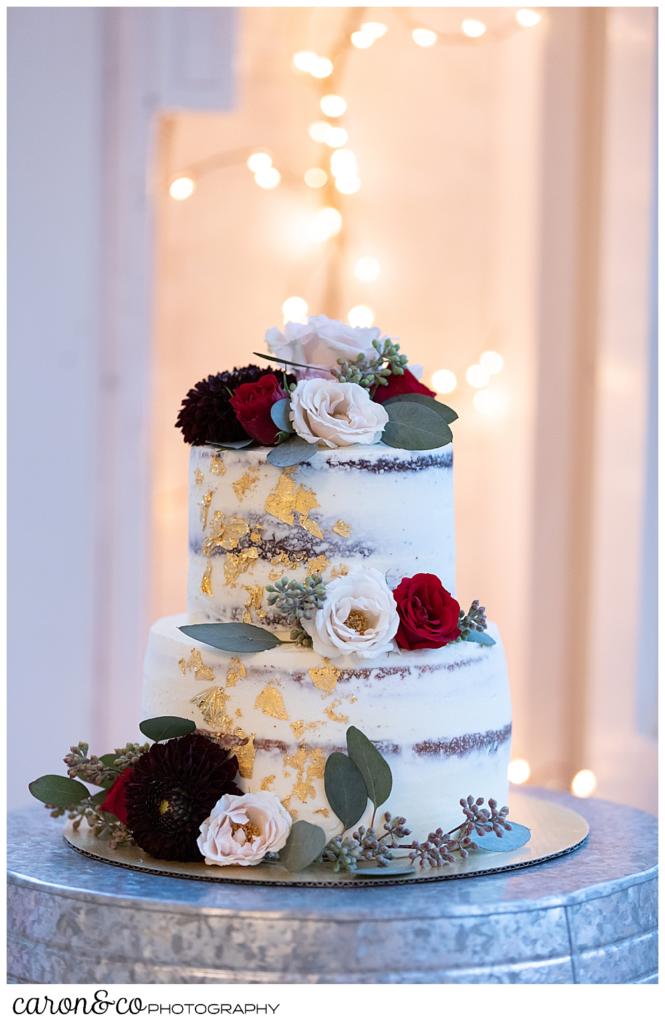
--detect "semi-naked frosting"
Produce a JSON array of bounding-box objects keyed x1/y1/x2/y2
[
  {"x1": 187, "y1": 444, "x2": 456, "y2": 623},
  {"x1": 143, "y1": 441, "x2": 511, "y2": 839},
  {"x1": 143, "y1": 616, "x2": 510, "y2": 839}
]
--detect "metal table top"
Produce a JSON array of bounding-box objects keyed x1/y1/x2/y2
[{"x1": 7, "y1": 788, "x2": 657, "y2": 984}]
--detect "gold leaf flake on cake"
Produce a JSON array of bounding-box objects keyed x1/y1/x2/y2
[
  {"x1": 255, "y1": 683, "x2": 289, "y2": 720},
  {"x1": 323, "y1": 700, "x2": 349, "y2": 724},
  {"x1": 233, "y1": 467, "x2": 260, "y2": 501},
  {"x1": 234, "y1": 729, "x2": 256, "y2": 779},
  {"x1": 225, "y1": 657, "x2": 246, "y2": 687},
  {"x1": 210, "y1": 452, "x2": 226, "y2": 475},
  {"x1": 191, "y1": 686, "x2": 233, "y2": 731},
  {"x1": 332, "y1": 519, "x2": 351, "y2": 538},
  {"x1": 264, "y1": 471, "x2": 323, "y2": 540},
  {"x1": 201, "y1": 562, "x2": 213, "y2": 596},
  {"x1": 193, "y1": 468, "x2": 204, "y2": 486},
  {"x1": 330, "y1": 564, "x2": 349, "y2": 578},
  {"x1": 284, "y1": 747, "x2": 326, "y2": 803},
  {"x1": 242, "y1": 584, "x2": 265, "y2": 624},
  {"x1": 200, "y1": 490, "x2": 214, "y2": 530},
  {"x1": 314, "y1": 807, "x2": 331, "y2": 818},
  {"x1": 203, "y1": 512, "x2": 250, "y2": 556},
  {"x1": 290, "y1": 719, "x2": 324, "y2": 741},
  {"x1": 308, "y1": 659, "x2": 340, "y2": 695},
  {"x1": 223, "y1": 547, "x2": 259, "y2": 586},
  {"x1": 179, "y1": 648, "x2": 215, "y2": 682},
  {"x1": 249, "y1": 528, "x2": 263, "y2": 544},
  {"x1": 260, "y1": 774, "x2": 276, "y2": 791},
  {"x1": 306, "y1": 554, "x2": 328, "y2": 575}
]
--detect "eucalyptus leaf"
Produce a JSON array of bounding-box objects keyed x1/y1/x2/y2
[
  {"x1": 29, "y1": 775, "x2": 90, "y2": 809},
  {"x1": 139, "y1": 716, "x2": 197, "y2": 742},
  {"x1": 383, "y1": 402, "x2": 453, "y2": 452},
  {"x1": 352, "y1": 864, "x2": 416, "y2": 877},
  {"x1": 90, "y1": 790, "x2": 110, "y2": 806},
  {"x1": 179, "y1": 622, "x2": 285, "y2": 653},
  {"x1": 206, "y1": 438, "x2": 255, "y2": 450},
  {"x1": 279, "y1": 820, "x2": 327, "y2": 872},
  {"x1": 464, "y1": 629, "x2": 496, "y2": 647},
  {"x1": 266, "y1": 436, "x2": 316, "y2": 468},
  {"x1": 99, "y1": 754, "x2": 119, "y2": 767},
  {"x1": 346, "y1": 726, "x2": 392, "y2": 811},
  {"x1": 324, "y1": 752, "x2": 368, "y2": 829},
  {"x1": 252, "y1": 351, "x2": 329, "y2": 374},
  {"x1": 270, "y1": 398, "x2": 293, "y2": 434},
  {"x1": 384, "y1": 393, "x2": 458, "y2": 424},
  {"x1": 473, "y1": 821, "x2": 531, "y2": 853}
]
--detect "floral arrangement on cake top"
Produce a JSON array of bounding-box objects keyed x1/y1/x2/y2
[
  {"x1": 176, "y1": 315, "x2": 457, "y2": 463},
  {"x1": 29, "y1": 718, "x2": 530, "y2": 876}
]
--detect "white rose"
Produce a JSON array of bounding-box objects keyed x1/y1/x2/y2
[
  {"x1": 265, "y1": 314, "x2": 382, "y2": 372},
  {"x1": 302, "y1": 568, "x2": 399, "y2": 660},
  {"x1": 289, "y1": 378, "x2": 388, "y2": 448},
  {"x1": 197, "y1": 792, "x2": 292, "y2": 867}
]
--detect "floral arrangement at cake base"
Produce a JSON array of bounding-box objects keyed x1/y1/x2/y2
[{"x1": 29, "y1": 717, "x2": 530, "y2": 877}]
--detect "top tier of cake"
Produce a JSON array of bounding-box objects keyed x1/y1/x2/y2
[{"x1": 188, "y1": 443, "x2": 456, "y2": 623}]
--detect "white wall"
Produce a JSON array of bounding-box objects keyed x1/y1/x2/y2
[{"x1": 7, "y1": 7, "x2": 236, "y2": 809}]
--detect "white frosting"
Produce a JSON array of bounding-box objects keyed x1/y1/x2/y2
[
  {"x1": 143, "y1": 614, "x2": 511, "y2": 840},
  {"x1": 187, "y1": 443, "x2": 455, "y2": 623},
  {"x1": 140, "y1": 435, "x2": 513, "y2": 847}
]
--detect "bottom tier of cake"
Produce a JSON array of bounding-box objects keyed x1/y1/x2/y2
[{"x1": 142, "y1": 614, "x2": 512, "y2": 840}]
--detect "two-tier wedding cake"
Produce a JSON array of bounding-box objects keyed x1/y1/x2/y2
[
  {"x1": 31, "y1": 315, "x2": 516, "y2": 875},
  {"x1": 142, "y1": 316, "x2": 511, "y2": 845}
]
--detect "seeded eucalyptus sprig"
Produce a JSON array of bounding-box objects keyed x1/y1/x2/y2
[
  {"x1": 333, "y1": 338, "x2": 409, "y2": 391},
  {"x1": 48, "y1": 797, "x2": 135, "y2": 848},
  {"x1": 266, "y1": 574, "x2": 327, "y2": 623},
  {"x1": 64, "y1": 741, "x2": 151, "y2": 787},
  {"x1": 458, "y1": 599, "x2": 488, "y2": 638}
]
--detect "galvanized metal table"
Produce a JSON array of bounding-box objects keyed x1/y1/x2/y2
[{"x1": 7, "y1": 789, "x2": 657, "y2": 984}]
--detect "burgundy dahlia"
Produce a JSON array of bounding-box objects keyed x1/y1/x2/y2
[
  {"x1": 175, "y1": 365, "x2": 267, "y2": 445},
  {"x1": 124, "y1": 734, "x2": 241, "y2": 861}
]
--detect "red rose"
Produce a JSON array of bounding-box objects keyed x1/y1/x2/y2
[
  {"x1": 393, "y1": 573, "x2": 461, "y2": 650},
  {"x1": 99, "y1": 767, "x2": 134, "y2": 825},
  {"x1": 373, "y1": 368, "x2": 436, "y2": 404},
  {"x1": 229, "y1": 373, "x2": 287, "y2": 446}
]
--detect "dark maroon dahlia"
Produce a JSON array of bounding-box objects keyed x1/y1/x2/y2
[
  {"x1": 175, "y1": 365, "x2": 267, "y2": 445},
  {"x1": 124, "y1": 734, "x2": 241, "y2": 861}
]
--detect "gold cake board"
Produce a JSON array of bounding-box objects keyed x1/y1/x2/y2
[{"x1": 64, "y1": 792, "x2": 588, "y2": 888}]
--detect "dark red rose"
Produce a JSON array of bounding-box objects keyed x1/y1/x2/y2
[
  {"x1": 99, "y1": 767, "x2": 134, "y2": 825},
  {"x1": 373, "y1": 368, "x2": 436, "y2": 404},
  {"x1": 229, "y1": 373, "x2": 287, "y2": 446},
  {"x1": 393, "y1": 573, "x2": 461, "y2": 651}
]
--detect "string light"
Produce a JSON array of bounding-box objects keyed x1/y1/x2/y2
[
  {"x1": 309, "y1": 206, "x2": 343, "y2": 242},
  {"x1": 431, "y1": 369, "x2": 458, "y2": 395},
  {"x1": 309, "y1": 123, "x2": 348, "y2": 148},
  {"x1": 292, "y1": 51, "x2": 333, "y2": 78},
  {"x1": 479, "y1": 350, "x2": 504, "y2": 375},
  {"x1": 351, "y1": 30, "x2": 375, "y2": 49},
  {"x1": 466, "y1": 364, "x2": 490, "y2": 389},
  {"x1": 473, "y1": 388, "x2": 509, "y2": 417},
  {"x1": 320, "y1": 94, "x2": 347, "y2": 118},
  {"x1": 304, "y1": 168, "x2": 328, "y2": 189},
  {"x1": 571, "y1": 769, "x2": 597, "y2": 798},
  {"x1": 254, "y1": 166, "x2": 281, "y2": 190},
  {"x1": 282, "y1": 296, "x2": 309, "y2": 323},
  {"x1": 335, "y1": 175, "x2": 361, "y2": 195},
  {"x1": 169, "y1": 177, "x2": 195, "y2": 201},
  {"x1": 462, "y1": 19, "x2": 487, "y2": 39},
  {"x1": 246, "y1": 152, "x2": 272, "y2": 174},
  {"x1": 361, "y1": 22, "x2": 388, "y2": 40},
  {"x1": 330, "y1": 148, "x2": 358, "y2": 178},
  {"x1": 516, "y1": 9, "x2": 542, "y2": 28},
  {"x1": 354, "y1": 257, "x2": 381, "y2": 282},
  {"x1": 508, "y1": 759, "x2": 531, "y2": 785},
  {"x1": 412, "y1": 28, "x2": 438, "y2": 48},
  {"x1": 348, "y1": 305, "x2": 375, "y2": 327}
]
